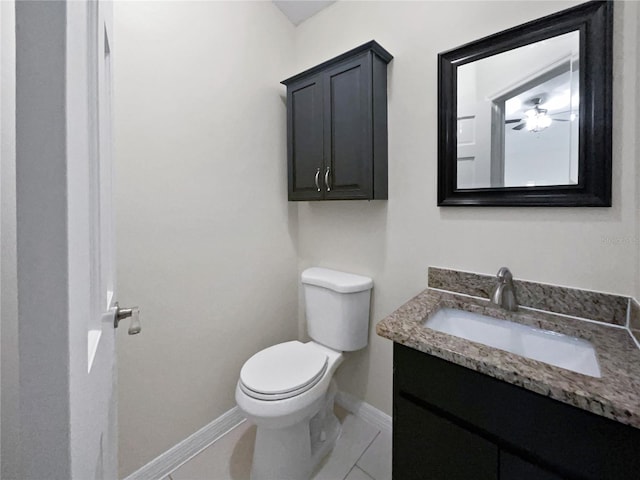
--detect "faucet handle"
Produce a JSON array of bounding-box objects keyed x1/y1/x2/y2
[{"x1": 496, "y1": 267, "x2": 513, "y2": 283}]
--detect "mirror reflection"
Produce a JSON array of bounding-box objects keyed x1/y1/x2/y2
[{"x1": 456, "y1": 31, "x2": 579, "y2": 189}]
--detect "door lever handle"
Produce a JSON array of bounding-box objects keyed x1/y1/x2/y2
[{"x1": 115, "y1": 302, "x2": 141, "y2": 335}]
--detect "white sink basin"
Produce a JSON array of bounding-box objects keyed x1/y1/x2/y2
[{"x1": 424, "y1": 308, "x2": 601, "y2": 378}]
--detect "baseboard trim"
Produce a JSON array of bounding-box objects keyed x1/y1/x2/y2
[
  {"x1": 123, "y1": 406, "x2": 246, "y2": 480},
  {"x1": 124, "y1": 392, "x2": 391, "y2": 480},
  {"x1": 335, "y1": 390, "x2": 392, "y2": 435}
]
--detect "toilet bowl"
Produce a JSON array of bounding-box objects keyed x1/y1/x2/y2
[
  {"x1": 236, "y1": 341, "x2": 343, "y2": 479},
  {"x1": 235, "y1": 267, "x2": 373, "y2": 480}
]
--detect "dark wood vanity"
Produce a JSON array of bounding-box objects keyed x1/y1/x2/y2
[
  {"x1": 377, "y1": 267, "x2": 640, "y2": 480},
  {"x1": 393, "y1": 343, "x2": 640, "y2": 480}
]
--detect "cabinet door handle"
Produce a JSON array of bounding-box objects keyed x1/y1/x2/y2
[
  {"x1": 325, "y1": 166, "x2": 331, "y2": 192},
  {"x1": 314, "y1": 168, "x2": 321, "y2": 192}
]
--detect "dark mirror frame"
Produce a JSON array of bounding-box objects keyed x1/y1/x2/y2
[{"x1": 438, "y1": 1, "x2": 613, "y2": 207}]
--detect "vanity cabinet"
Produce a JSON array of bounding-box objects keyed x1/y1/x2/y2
[
  {"x1": 282, "y1": 41, "x2": 392, "y2": 201},
  {"x1": 393, "y1": 343, "x2": 640, "y2": 480}
]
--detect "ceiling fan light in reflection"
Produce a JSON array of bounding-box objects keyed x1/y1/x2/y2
[{"x1": 525, "y1": 108, "x2": 552, "y2": 132}]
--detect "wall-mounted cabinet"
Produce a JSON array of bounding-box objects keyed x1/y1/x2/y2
[{"x1": 282, "y1": 41, "x2": 392, "y2": 201}]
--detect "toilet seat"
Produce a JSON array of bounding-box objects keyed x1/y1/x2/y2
[{"x1": 240, "y1": 341, "x2": 328, "y2": 401}]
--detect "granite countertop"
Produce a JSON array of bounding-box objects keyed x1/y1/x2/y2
[{"x1": 376, "y1": 288, "x2": 640, "y2": 429}]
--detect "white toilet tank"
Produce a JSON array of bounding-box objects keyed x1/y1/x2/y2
[{"x1": 301, "y1": 267, "x2": 373, "y2": 352}]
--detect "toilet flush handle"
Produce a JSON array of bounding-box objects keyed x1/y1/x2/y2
[{"x1": 115, "y1": 303, "x2": 141, "y2": 335}]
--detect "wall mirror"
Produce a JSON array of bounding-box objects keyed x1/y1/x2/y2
[{"x1": 438, "y1": 1, "x2": 612, "y2": 206}]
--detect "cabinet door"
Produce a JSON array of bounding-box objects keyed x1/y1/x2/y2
[
  {"x1": 287, "y1": 74, "x2": 324, "y2": 200},
  {"x1": 394, "y1": 395, "x2": 498, "y2": 480},
  {"x1": 323, "y1": 54, "x2": 372, "y2": 200},
  {"x1": 500, "y1": 451, "x2": 565, "y2": 480}
]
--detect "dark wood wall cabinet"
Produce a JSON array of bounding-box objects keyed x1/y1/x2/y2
[
  {"x1": 393, "y1": 343, "x2": 640, "y2": 480},
  {"x1": 282, "y1": 41, "x2": 392, "y2": 201}
]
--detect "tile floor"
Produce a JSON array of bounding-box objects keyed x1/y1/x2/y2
[{"x1": 166, "y1": 406, "x2": 391, "y2": 480}]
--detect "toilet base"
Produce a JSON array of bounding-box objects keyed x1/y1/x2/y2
[
  {"x1": 309, "y1": 409, "x2": 341, "y2": 476},
  {"x1": 250, "y1": 380, "x2": 341, "y2": 480}
]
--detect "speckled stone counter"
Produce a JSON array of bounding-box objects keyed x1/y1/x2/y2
[{"x1": 376, "y1": 288, "x2": 640, "y2": 429}]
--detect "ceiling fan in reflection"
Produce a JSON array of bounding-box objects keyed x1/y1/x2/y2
[{"x1": 505, "y1": 97, "x2": 574, "y2": 132}]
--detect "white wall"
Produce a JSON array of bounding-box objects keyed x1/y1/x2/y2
[
  {"x1": 293, "y1": 0, "x2": 640, "y2": 416},
  {"x1": 114, "y1": 1, "x2": 640, "y2": 474},
  {"x1": 0, "y1": 3, "x2": 17, "y2": 478},
  {"x1": 14, "y1": 2, "x2": 73, "y2": 477},
  {"x1": 114, "y1": 1, "x2": 297, "y2": 476}
]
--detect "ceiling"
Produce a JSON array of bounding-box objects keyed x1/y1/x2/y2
[{"x1": 273, "y1": 1, "x2": 336, "y2": 26}]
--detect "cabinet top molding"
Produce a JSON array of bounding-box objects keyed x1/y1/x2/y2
[{"x1": 281, "y1": 40, "x2": 393, "y2": 85}]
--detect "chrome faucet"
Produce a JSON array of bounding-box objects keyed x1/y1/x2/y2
[{"x1": 490, "y1": 267, "x2": 518, "y2": 311}]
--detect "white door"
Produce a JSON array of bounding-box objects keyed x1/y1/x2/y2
[
  {"x1": 73, "y1": 2, "x2": 119, "y2": 479},
  {"x1": 456, "y1": 114, "x2": 478, "y2": 189},
  {"x1": 15, "y1": 1, "x2": 130, "y2": 478}
]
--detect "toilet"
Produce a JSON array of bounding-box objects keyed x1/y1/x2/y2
[{"x1": 235, "y1": 267, "x2": 373, "y2": 480}]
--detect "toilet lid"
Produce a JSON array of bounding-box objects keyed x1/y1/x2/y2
[{"x1": 240, "y1": 341, "x2": 328, "y2": 396}]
